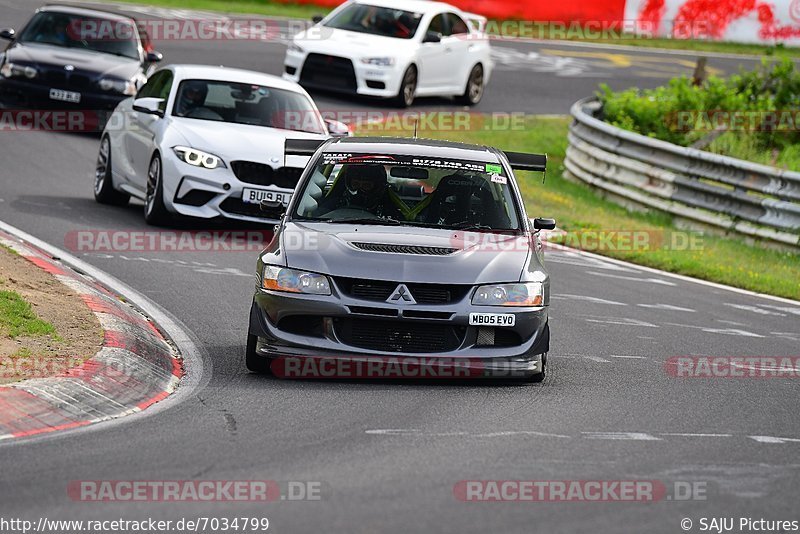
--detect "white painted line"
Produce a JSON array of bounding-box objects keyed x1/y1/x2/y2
[
  {"x1": 582, "y1": 432, "x2": 661, "y2": 441},
  {"x1": 544, "y1": 241, "x2": 800, "y2": 307},
  {"x1": 584, "y1": 355, "x2": 612, "y2": 363},
  {"x1": 608, "y1": 354, "x2": 648, "y2": 360},
  {"x1": 584, "y1": 316, "x2": 659, "y2": 328},
  {"x1": 637, "y1": 303, "x2": 696, "y2": 312},
  {"x1": 749, "y1": 436, "x2": 800, "y2": 444},
  {"x1": 587, "y1": 271, "x2": 677, "y2": 286},
  {"x1": 660, "y1": 433, "x2": 732, "y2": 438},
  {"x1": 556, "y1": 294, "x2": 628, "y2": 306},
  {"x1": 664, "y1": 323, "x2": 764, "y2": 338},
  {"x1": 724, "y1": 303, "x2": 787, "y2": 316},
  {"x1": 365, "y1": 429, "x2": 571, "y2": 438}
]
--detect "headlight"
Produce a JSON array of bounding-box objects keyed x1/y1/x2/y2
[
  {"x1": 98, "y1": 77, "x2": 137, "y2": 96},
  {"x1": 172, "y1": 146, "x2": 225, "y2": 169},
  {"x1": 360, "y1": 57, "x2": 395, "y2": 66},
  {"x1": 287, "y1": 42, "x2": 304, "y2": 53},
  {"x1": 472, "y1": 282, "x2": 544, "y2": 307},
  {"x1": 0, "y1": 62, "x2": 37, "y2": 79},
  {"x1": 262, "y1": 265, "x2": 331, "y2": 295}
]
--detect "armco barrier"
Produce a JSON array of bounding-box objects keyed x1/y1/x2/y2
[{"x1": 564, "y1": 98, "x2": 800, "y2": 249}]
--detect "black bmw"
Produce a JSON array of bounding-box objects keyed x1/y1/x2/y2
[{"x1": 0, "y1": 5, "x2": 162, "y2": 112}]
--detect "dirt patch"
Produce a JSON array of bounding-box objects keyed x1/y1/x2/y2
[{"x1": 0, "y1": 246, "x2": 103, "y2": 385}]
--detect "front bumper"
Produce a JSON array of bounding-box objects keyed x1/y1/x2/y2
[
  {"x1": 249, "y1": 280, "x2": 550, "y2": 376},
  {"x1": 0, "y1": 77, "x2": 125, "y2": 111},
  {"x1": 161, "y1": 156, "x2": 296, "y2": 224},
  {"x1": 283, "y1": 49, "x2": 403, "y2": 98}
]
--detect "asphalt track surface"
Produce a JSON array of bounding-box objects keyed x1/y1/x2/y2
[{"x1": 1, "y1": 1, "x2": 800, "y2": 532}]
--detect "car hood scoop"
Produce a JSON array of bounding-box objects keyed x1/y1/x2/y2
[{"x1": 281, "y1": 222, "x2": 531, "y2": 285}]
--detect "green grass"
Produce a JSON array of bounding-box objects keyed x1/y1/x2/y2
[
  {"x1": 706, "y1": 131, "x2": 800, "y2": 171},
  {"x1": 114, "y1": 0, "x2": 800, "y2": 58},
  {"x1": 355, "y1": 116, "x2": 800, "y2": 300},
  {"x1": 0, "y1": 290, "x2": 59, "y2": 338}
]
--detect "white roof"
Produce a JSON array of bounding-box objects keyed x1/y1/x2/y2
[
  {"x1": 352, "y1": 0, "x2": 459, "y2": 15},
  {"x1": 169, "y1": 64, "x2": 307, "y2": 93}
]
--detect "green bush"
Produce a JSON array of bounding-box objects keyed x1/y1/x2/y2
[{"x1": 598, "y1": 59, "x2": 800, "y2": 170}]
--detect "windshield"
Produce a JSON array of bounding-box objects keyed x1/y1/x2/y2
[
  {"x1": 17, "y1": 11, "x2": 140, "y2": 60},
  {"x1": 172, "y1": 80, "x2": 326, "y2": 134},
  {"x1": 324, "y1": 4, "x2": 423, "y2": 39},
  {"x1": 292, "y1": 153, "x2": 522, "y2": 231}
]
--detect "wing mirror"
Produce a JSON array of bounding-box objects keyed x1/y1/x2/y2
[
  {"x1": 324, "y1": 118, "x2": 351, "y2": 137},
  {"x1": 145, "y1": 50, "x2": 163, "y2": 63},
  {"x1": 423, "y1": 31, "x2": 442, "y2": 43},
  {"x1": 0, "y1": 28, "x2": 15, "y2": 40},
  {"x1": 312, "y1": 15, "x2": 324, "y2": 24},
  {"x1": 132, "y1": 97, "x2": 164, "y2": 117},
  {"x1": 260, "y1": 198, "x2": 283, "y2": 210},
  {"x1": 533, "y1": 218, "x2": 556, "y2": 231}
]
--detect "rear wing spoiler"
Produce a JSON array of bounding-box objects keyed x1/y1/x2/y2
[
  {"x1": 503, "y1": 151, "x2": 547, "y2": 173},
  {"x1": 463, "y1": 12, "x2": 487, "y2": 33},
  {"x1": 285, "y1": 138, "x2": 327, "y2": 157}
]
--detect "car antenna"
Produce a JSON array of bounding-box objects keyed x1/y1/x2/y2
[{"x1": 413, "y1": 118, "x2": 418, "y2": 139}]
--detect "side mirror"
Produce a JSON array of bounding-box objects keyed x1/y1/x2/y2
[
  {"x1": 533, "y1": 218, "x2": 556, "y2": 231},
  {"x1": 324, "y1": 118, "x2": 351, "y2": 137},
  {"x1": 145, "y1": 51, "x2": 163, "y2": 63},
  {"x1": 423, "y1": 31, "x2": 441, "y2": 43},
  {"x1": 0, "y1": 28, "x2": 15, "y2": 40},
  {"x1": 132, "y1": 97, "x2": 164, "y2": 117},
  {"x1": 312, "y1": 15, "x2": 324, "y2": 24}
]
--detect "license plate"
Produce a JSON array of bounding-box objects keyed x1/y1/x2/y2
[
  {"x1": 469, "y1": 313, "x2": 515, "y2": 327},
  {"x1": 49, "y1": 88, "x2": 81, "y2": 103},
  {"x1": 242, "y1": 188, "x2": 290, "y2": 206}
]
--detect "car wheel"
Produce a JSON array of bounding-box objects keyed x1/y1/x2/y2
[
  {"x1": 458, "y1": 64, "x2": 484, "y2": 106},
  {"x1": 144, "y1": 154, "x2": 171, "y2": 226},
  {"x1": 245, "y1": 331, "x2": 272, "y2": 374},
  {"x1": 526, "y1": 353, "x2": 547, "y2": 383},
  {"x1": 394, "y1": 66, "x2": 417, "y2": 108},
  {"x1": 94, "y1": 136, "x2": 130, "y2": 206}
]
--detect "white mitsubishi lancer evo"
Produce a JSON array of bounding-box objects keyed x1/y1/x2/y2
[{"x1": 283, "y1": 0, "x2": 492, "y2": 107}]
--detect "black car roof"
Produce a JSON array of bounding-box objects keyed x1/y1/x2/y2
[
  {"x1": 325, "y1": 137, "x2": 501, "y2": 163},
  {"x1": 40, "y1": 4, "x2": 136, "y2": 22}
]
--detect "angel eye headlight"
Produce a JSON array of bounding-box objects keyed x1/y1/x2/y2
[
  {"x1": 472, "y1": 282, "x2": 544, "y2": 307},
  {"x1": 262, "y1": 265, "x2": 331, "y2": 295},
  {"x1": 172, "y1": 146, "x2": 225, "y2": 169},
  {"x1": 98, "y1": 77, "x2": 136, "y2": 95}
]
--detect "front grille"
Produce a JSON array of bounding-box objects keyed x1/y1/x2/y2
[
  {"x1": 336, "y1": 278, "x2": 471, "y2": 304},
  {"x1": 300, "y1": 54, "x2": 357, "y2": 92},
  {"x1": 335, "y1": 318, "x2": 466, "y2": 353},
  {"x1": 231, "y1": 162, "x2": 303, "y2": 189},
  {"x1": 219, "y1": 198, "x2": 284, "y2": 219},
  {"x1": 42, "y1": 70, "x2": 93, "y2": 90},
  {"x1": 351, "y1": 242, "x2": 457, "y2": 256}
]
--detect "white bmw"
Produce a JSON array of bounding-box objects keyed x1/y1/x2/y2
[
  {"x1": 283, "y1": 0, "x2": 492, "y2": 107},
  {"x1": 94, "y1": 64, "x2": 346, "y2": 225}
]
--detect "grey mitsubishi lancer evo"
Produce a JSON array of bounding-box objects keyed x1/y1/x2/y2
[{"x1": 246, "y1": 136, "x2": 556, "y2": 382}]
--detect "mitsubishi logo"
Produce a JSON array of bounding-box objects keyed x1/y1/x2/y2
[{"x1": 387, "y1": 284, "x2": 416, "y2": 304}]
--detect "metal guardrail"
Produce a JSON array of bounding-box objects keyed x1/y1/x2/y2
[{"x1": 565, "y1": 97, "x2": 800, "y2": 248}]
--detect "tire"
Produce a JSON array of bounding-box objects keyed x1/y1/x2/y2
[
  {"x1": 94, "y1": 136, "x2": 130, "y2": 206},
  {"x1": 457, "y1": 64, "x2": 484, "y2": 106},
  {"x1": 393, "y1": 66, "x2": 417, "y2": 108},
  {"x1": 245, "y1": 331, "x2": 272, "y2": 374},
  {"x1": 526, "y1": 353, "x2": 547, "y2": 383},
  {"x1": 144, "y1": 153, "x2": 171, "y2": 226}
]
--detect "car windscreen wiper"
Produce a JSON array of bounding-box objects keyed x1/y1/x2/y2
[
  {"x1": 325, "y1": 216, "x2": 404, "y2": 226},
  {"x1": 449, "y1": 222, "x2": 496, "y2": 231}
]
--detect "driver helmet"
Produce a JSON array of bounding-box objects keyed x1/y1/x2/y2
[
  {"x1": 179, "y1": 81, "x2": 208, "y2": 113},
  {"x1": 345, "y1": 165, "x2": 387, "y2": 209}
]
